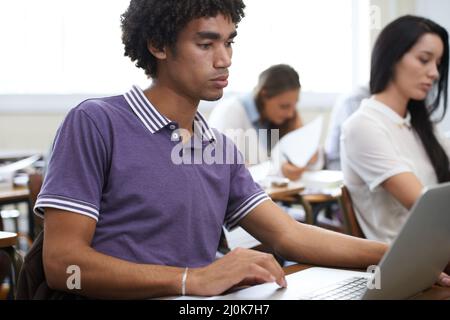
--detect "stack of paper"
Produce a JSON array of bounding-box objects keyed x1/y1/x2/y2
[
  {"x1": 0, "y1": 154, "x2": 41, "y2": 175},
  {"x1": 0, "y1": 154, "x2": 41, "y2": 189},
  {"x1": 300, "y1": 170, "x2": 343, "y2": 190}
]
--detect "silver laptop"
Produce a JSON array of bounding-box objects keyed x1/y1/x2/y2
[{"x1": 208, "y1": 182, "x2": 450, "y2": 300}]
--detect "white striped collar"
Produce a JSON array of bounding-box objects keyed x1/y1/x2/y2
[{"x1": 124, "y1": 85, "x2": 216, "y2": 143}]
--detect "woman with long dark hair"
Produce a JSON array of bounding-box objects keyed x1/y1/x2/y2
[
  {"x1": 341, "y1": 15, "x2": 450, "y2": 243},
  {"x1": 209, "y1": 64, "x2": 322, "y2": 181}
]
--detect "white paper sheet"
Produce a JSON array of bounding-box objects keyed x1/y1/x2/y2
[
  {"x1": 0, "y1": 154, "x2": 41, "y2": 174},
  {"x1": 273, "y1": 117, "x2": 323, "y2": 168},
  {"x1": 223, "y1": 227, "x2": 261, "y2": 250}
]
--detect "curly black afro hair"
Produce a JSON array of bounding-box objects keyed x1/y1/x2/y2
[{"x1": 121, "y1": 0, "x2": 246, "y2": 78}]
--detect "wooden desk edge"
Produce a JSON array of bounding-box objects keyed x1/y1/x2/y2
[
  {"x1": 267, "y1": 186, "x2": 304, "y2": 201},
  {"x1": 0, "y1": 186, "x2": 30, "y2": 203},
  {"x1": 0, "y1": 232, "x2": 18, "y2": 247}
]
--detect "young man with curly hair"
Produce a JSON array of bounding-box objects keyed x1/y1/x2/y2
[{"x1": 34, "y1": 0, "x2": 393, "y2": 299}]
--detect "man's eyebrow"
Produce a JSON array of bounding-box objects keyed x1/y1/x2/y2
[{"x1": 196, "y1": 30, "x2": 238, "y2": 40}]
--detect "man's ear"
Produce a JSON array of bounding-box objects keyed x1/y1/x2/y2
[{"x1": 147, "y1": 41, "x2": 167, "y2": 60}]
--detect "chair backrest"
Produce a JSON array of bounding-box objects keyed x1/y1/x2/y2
[
  {"x1": 0, "y1": 232, "x2": 23, "y2": 299},
  {"x1": 28, "y1": 173, "x2": 44, "y2": 240},
  {"x1": 28, "y1": 173, "x2": 43, "y2": 209},
  {"x1": 337, "y1": 186, "x2": 365, "y2": 238}
]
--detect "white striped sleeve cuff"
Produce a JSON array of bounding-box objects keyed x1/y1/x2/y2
[
  {"x1": 34, "y1": 195, "x2": 99, "y2": 222},
  {"x1": 224, "y1": 191, "x2": 271, "y2": 231}
]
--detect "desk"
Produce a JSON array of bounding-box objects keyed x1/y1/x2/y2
[
  {"x1": 0, "y1": 186, "x2": 33, "y2": 239},
  {"x1": 264, "y1": 183, "x2": 321, "y2": 225},
  {"x1": 284, "y1": 264, "x2": 450, "y2": 300},
  {"x1": 263, "y1": 184, "x2": 340, "y2": 226},
  {"x1": 301, "y1": 190, "x2": 340, "y2": 204},
  {"x1": 0, "y1": 187, "x2": 29, "y2": 205},
  {"x1": 300, "y1": 189, "x2": 341, "y2": 226},
  {"x1": 0, "y1": 231, "x2": 17, "y2": 248},
  {"x1": 265, "y1": 183, "x2": 304, "y2": 202}
]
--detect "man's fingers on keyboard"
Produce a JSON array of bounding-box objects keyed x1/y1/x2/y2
[
  {"x1": 438, "y1": 273, "x2": 450, "y2": 287},
  {"x1": 255, "y1": 253, "x2": 287, "y2": 288}
]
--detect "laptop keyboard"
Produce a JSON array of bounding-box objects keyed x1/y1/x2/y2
[{"x1": 299, "y1": 277, "x2": 368, "y2": 300}]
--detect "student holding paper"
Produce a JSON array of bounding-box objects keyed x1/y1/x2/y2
[
  {"x1": 341, "y1": 16, "x2": 450, "y2": 243},
  {"x1": 209, "y1": 64, "x2": 323, "y2": 181}
]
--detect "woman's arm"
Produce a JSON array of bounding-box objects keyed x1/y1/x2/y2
[{"x1": 381, "y1": 172, "x2": 424, "y2": 209}]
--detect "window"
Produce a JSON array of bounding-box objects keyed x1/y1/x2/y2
[
  {"x1": 0, "y1": 0, "x2": 146, "y2": 95},
  {"x1": 0, "y1": 0, "x2": 371, "y2": 109},
  {"x1": 229, "y1": 0, "x2": 370, "y2": 94}
]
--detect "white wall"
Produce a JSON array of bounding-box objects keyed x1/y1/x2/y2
[
  {"x1": 370, "y1": 0, "x2": 417, "y2": 48},
  {"x1": 0, "y1": 113, "x2": 65, "y2": 153},
  {"x1": 416, "y1": 0, "x2": 450, "y2": 132},
  {"x1": 416, "y1": 0, "x2": 450, "y2": 34},
  {"x1": 0, "y1": 93, "x2": 335, "y2": 154}
]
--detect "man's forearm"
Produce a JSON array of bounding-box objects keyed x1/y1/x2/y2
[
  {"x1": 44, "y1": 246, "x2": 184, "y2": 299},
  {"x1": 274, "y1": 223, "x2": 388, "y2": 269}
]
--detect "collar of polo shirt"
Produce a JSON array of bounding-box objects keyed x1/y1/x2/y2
[
  {"x1": 364, "y1": 98, "x2": 412, "y2": 129},
  {"x1": 124, "y1": 85, "x2": 217, "y2": 143}
]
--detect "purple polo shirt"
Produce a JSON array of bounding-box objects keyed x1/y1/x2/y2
[{"x1": 35, "y1": 86, "x2": 270, "y2": 268}]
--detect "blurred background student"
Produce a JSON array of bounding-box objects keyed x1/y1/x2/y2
[
  {"x1": 341, "y1": 15, "x2": 450, "y2": 243},
  {"x1": 209, "y1": 64, "x2": 323, "y2": 181},
  {"x1": 324, "y1": 86, "x2": 370, "y2": 170}
]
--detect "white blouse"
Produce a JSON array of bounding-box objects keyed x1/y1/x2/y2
[
  {"x1": 208, "y1": 94, "x2": 272, "y2": 165},
  {"x1": 341, "y1": 98, "x2": 450, "y2": 243}
]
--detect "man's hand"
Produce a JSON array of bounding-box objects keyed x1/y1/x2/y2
[
  {"x1": 438, "y1": 262, "x2": 450, "y2": 286},
  {"x1": 281, "y1": 162, "x2": 306, "y2": 181},
  {"x1": 187, "y1": 248, "x2": 287, "y2": 297},
  {"x1": 437, "y1": 273, "x2": 450, "y2": 287}
]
